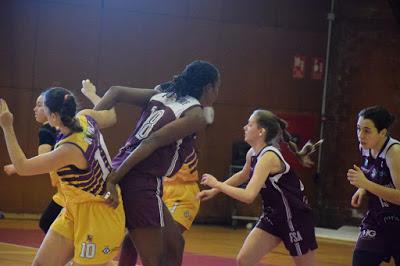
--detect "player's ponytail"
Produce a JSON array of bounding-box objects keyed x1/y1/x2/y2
[
  {"x1": 276, "y1": 117, "x2": 300, "y2": 155},
  {"x1": 253, "y1": 110, "x2": 314, "y2": 160}
]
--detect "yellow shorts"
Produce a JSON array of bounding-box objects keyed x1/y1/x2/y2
[
  {"x1": 51, "y1": 194, "x2": 125, "y2": 264},
  {"x1": 162, "y1": 181, "x2": 200, "y2": 230}
]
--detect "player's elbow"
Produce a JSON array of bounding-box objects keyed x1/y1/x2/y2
[
  {"x1": 98, "y1": 86, "x2": 121, "y2": 108},
  {"x1": 105, "y1": 110, "x2": 118, "y2": 127},
  {"x1": 242, "y1": 197, "x2": 254, "y2": 205},
  {"x1": 242, "y1": 193, "x2": 257, "y2": 204},
  {"x1": 242, "y1": 198, "x2": 252, "y2": 204},
  {"x1": 110, "y1": 114, "x2": 117, "y2": 126},
  {"x1": 242, "y1": 195, "x2": 256, "y2": 204},
  {"x1": 14, "y1": 166, "x2": 31, "y2": 176},
  {"x1": 108, "y1": 85, "x2": 119, "y2": 94}
]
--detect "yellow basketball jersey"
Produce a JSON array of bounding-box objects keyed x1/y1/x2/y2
[
  {"x1": 49, "y1": 171, "x2": 65, "y2": 207},
  {"x1": 164, "y1": 149, "x2": 199, "y2": 184},
  {"x1": 50, "y1": 115, "x2": 112, "y2": 204}
]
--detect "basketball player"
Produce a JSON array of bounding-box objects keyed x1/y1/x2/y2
[
  {"x1": 347, "y1": 106, "x2": 400, "y2": 266},
  {"x1": 0, "y1": 85, "x2": 125, "y2": 266},
  {"x1": 4, "y1": 94, "x2": 63, "y2": 233},
  {"x1": 198, "y1": 109, "x2": 319, "y2": 266},
  {"x1": 95, "y1": 60, "x2": 220, "y2": 266}
]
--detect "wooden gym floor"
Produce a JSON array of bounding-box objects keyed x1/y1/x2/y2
[{"x1": 0, "y1": 218, "x2": 395, "y2": 266}]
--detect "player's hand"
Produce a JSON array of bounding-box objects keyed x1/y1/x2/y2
[
  {"x1": 81, "y1": 79, "x2": 97, "y2": 98},
  {"x1": 200, "y1": 174, "x2": 219, "y2": 188},
  {"x1": 297, "y1": 139, "x2": 324, "y2": 168},
  {"x1": 351, "y1": 188, "x2": 366, "y2": 208},
  {"x1": 104, "y1": 177, "x2": 119, "y2": 209},
  {"x1": 197, "y1": 188, "x2": 219, "y2": 201},
  {"x1": 4, "y1": 164, "x2": 16, "y2": 175},
  {"x1": 0, "y1": 99, "x2": 13, "y2": 129},
  {"x1": 347, "y1": 165, "x2": 370, "y2": 189}
]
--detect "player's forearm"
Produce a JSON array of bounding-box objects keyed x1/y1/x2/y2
[
  {"x1": 109, "y1": 140, "x2": 156, "y2": 184},
  {"x1": 94, "y1": 86, "x2": 120, "y2": 111},
  {"x1": 86, "y1": 93, "x2": 101, "y2": 106},
  {"x1": 216, "y1": 182, "x2": 257, "y2": 204},
  {"x1": 364, "y1": 180, "x2": 400, "y2": 205},
  {"x1": 224, "y1": 171, "x2": 249, "y2": 187},
  {"x1": 356, "y1": 188, "x2": 366, "y2": 194},
  {"x1": 2, "y1": 126, "x2": 29, "y2": 174}
]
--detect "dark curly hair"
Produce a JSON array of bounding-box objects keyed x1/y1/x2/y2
[{"x1": 160, "y1": 60, "x2": 219, "y2": 100}]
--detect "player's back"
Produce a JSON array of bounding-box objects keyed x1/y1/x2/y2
[{"x1": 52, "y1": 115, "x2": 113, "y2": 203}]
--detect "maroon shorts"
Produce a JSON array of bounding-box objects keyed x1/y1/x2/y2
[
  {"x1": 355, "y1": 223, "x2": 400, "y2": 259},
  {"x1": 256, "y1": 207, "x2": 317, "y2": 256},
  {"x1": 120, "y1": 176, "x2": 165, "y2": 230}
]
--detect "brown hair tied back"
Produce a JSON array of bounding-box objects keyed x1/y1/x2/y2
[{"x1": 254, "y1": 110, "x2": 317, "y2": 167}]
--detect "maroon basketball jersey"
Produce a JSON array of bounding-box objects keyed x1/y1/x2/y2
[
  {"x1": 360, "y1": 137, "x2": 400, "y2": 228},
  {"x1": 250, "y1": 146, "x2": 311, "y2": 215},
  {"x1": 112, "y1": 92, "x2": 200, "y2": 190}
]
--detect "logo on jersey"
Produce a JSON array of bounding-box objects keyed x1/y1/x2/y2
[
  {"x1": 262, "y1": 208, "x2": 275, "y2": 225},
  {"x1": 371, "y1": 168, "x2": 378, "y2": 179},
  {"x1": 360, "y1": 229, "x2": 376, "y2": 240},
  {"x1": 289, "y1": 231, "x2": 303, "y2": 243},
  {"x1": 102, "y1": 246, "x2": 111, "y2": 254},
  {"x1": 262, "y1": 215, "x2": 274, "y2": 225},
  {"x1": 184, "y1": 210, "x2": 193, "y2": 221},
  {"x1": 86, "y1": 235, "x2": 93, "y2": 242},
  {"x1": 384, "y1": 215, "x2": 400, "y2": 223}
]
